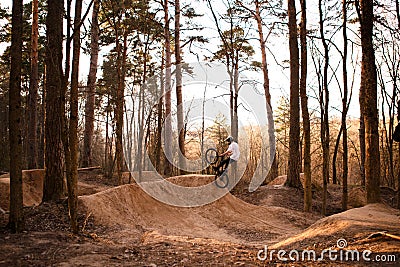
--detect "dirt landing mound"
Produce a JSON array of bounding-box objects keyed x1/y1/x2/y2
[
  {"x1": 271, "y1": 204, "x2": 400, "y2": 253},
  {"x1": 79, "y1": 175, "x2": 315, "y2": 245},
  {"x1": 348, "y1": 186, "x2": 397, "y2": 209},
  {"x1": 0, "y1": 169, "x2": 110, "y2": 211},
  {"x1": 0, "y1": 169, "x2": 44, "y2": 211}
]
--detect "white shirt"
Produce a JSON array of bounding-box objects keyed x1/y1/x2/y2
[{"x1": 228, "y1": 142, "x2": 240, "y2": 161}]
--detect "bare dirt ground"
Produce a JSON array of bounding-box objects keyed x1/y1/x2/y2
[{"x1": 1, "y1": 170, "x2": 399, "y2": 266}]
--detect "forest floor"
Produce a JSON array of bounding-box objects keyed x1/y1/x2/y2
[{"x1": 0, "y1": 169, "x2": 399, "y2": 266}]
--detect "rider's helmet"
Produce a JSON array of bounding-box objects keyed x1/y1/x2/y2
[{"x1": 225, "y1": 136, "x2": 233, "y2": 143}]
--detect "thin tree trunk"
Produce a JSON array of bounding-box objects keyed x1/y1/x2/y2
[
  {"x1": 43, "y1": 0, "x2": 65, "y2": 202},
  {"x1": 82, "y1": 0, "x2": 100, "y2": 168},
  {"x1": 115, "y1": 32, "x2": 127, "y2": 185},
  {"x1": 27, "y1": 0, "x2": 39, "y2": 169},
  {"x1": 359, "y1": 102, "x2": 366, "y2": 186},
  {"x1": 332, "y1": 126, "x2": 343, "y2": 185},
  {"x1": 137, "y1": 42, "x2": 149, "y2": 180},
  {"x1": 358, "y1": 13, "x2": 366, "y2": 187},
  {"x1": 397, "y1": 100, "x2": 400, "y2": 209},
  {"x1": 104, "y1": 95, "x2": 110, "y2": 177},
  {"x1": 164, "y1": 0, "x2": 173, "y2": 176},
  {"x1": 8, "y1": 0, "x2": 24, "y2": 233},
  {"x1": 360, "y1": 0, "x2": 380, "y2": 203},
  {"x1": 252, "y1": 0, "x2": 278, "y2": 182},
  {"x1": 299, "y1": 0, "x2": 311, "y2": 212},
  {"x1": 342, "y1": 0, "x2": 349, "y2": 211},
  {"x1": 66, "y1": 0, "x2": 82, "y2": 233},
  {"x1": 285, "y1": 0, "x2": 302, "y2": 189},
  {"x1": 175, "y1": 0, "x2": 186, "y2": 175},
  {"x1": 233, "y1": 61, "x2": 239, "y2": 142},
  {"x1": 396, "y1": 0, "x2": 400, "y2": 29},
  {"x1": 319, "y1": 0, "x2": 330, "y2": 215},
  {"x1": 155, "y1": 53, "x2": 164, "y2": 173},
  {"x1": 39, "y1": 66, "x2": 46, "y2": 168}
]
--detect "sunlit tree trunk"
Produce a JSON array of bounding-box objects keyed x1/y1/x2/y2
[
  {"x1": 396, "y1": 0, "x2": 400, "y2": 29},
  {"x1": 299, "y1": 0, "x2": 311, "y2": 212},
  {"x1": 332, "y1": 128, "x2": 342, "y2": 185},
  {"x1": 360, "y1": 0, "x2": 380, "y2": 203},
  {"x1": 250, "y1": 0, "x2": 278, "y2": 182},
  {"x1": 43, "y1": 0, "x2": 65, "y2": 202},
  {"x1": 319, "y1": 0, "x2": 330, "y2": 215},
  {"x1": 175, "y1": 0, "x2": 186, "y2": 175},
  {"x1": 8, "y1": 0, "x2": 24, "y2": 233},
  {"x1": 285, "y1": 0, "x2": 302, "y2": 189},
  {"x1": 155, "y1": 53, "x2": 164, "y2": 173},
  {"x1": 27, "y1": 0, "x2": 39, "y2": 169},
  {"x1": 164, "y1": 0, "x2": 173, "y2": 176},
  {"x1": 115, "y1": 32, "x2": 127, "y2": 185},
  {"x1": 397, "y1": 101, "x2": 400, "y2": 209},
  {"x1": 66, "y1": 0, "x2": 82, "y2": 233},
  {"x1": 341, "y1": 0, "x2": 349, "y2": 211},
  {"x1": 82, "y1": 0, "x2": 100, "y2": 168},
  {"x1": 137, "y1": 41, "x2": 149, "y2": 180}
]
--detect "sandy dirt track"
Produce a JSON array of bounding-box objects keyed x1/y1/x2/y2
[{"x1": 79, "y1": 175, "x2": 319, "y2": 246}]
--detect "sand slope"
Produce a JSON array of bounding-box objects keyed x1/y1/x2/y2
[
  {"x1": 79, "y1": 175, "x2": 316, "y2": 245},
  {"x1": 271, "y1": 204, "x2": 400, "y2": 252}
]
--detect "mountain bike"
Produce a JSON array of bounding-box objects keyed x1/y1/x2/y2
[{"x1": 205, "y1": 148, "x2": 229, "y2": 188}]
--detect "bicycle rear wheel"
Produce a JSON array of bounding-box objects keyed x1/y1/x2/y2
[
  {"x1": 215, "y1": 173, "x2": 229, "y2": 188},
  {"x1": 205, "y1": 148, "x2": 218, "y2": 165}
]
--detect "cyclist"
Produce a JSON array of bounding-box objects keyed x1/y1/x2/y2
[{"x1": 213, "y1": 136, "x2": 240, "y2": 173}]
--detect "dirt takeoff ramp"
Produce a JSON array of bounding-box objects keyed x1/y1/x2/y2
[{"x1": 79, "y1": 175, "x2": 315, "y2": 245}]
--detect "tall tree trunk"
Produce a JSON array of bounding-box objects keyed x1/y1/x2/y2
[
  {"x1": 175, "y1": 0, "x2": 186, "y2": 175},
  {"x1": 8, "y1": 0, "x2": 24, "y2": 233},
  {"x1": 396, "y1": 0, "x2": 400, "y2": 29},
  {"x1": 115, "y1": 32, "x2": 127, "y2": 185},
  {"x1": 233, "y1": 61, "x2": 239, "y2": 142},
  {"x1": 137, "y1": 42, "x2": 149, "y2": 180},
  {"x1": 319, "y1": 0, "x2": 330, "y2": 215},
  {"x1": 155, "y1": 53, "x2": 164, "y2": 173},
  {"x1": 82, "y1": 0, "x2": 100, "y2": 168},
  {"x1": 358, "y1": 0, "x2": 366, "y2": 188},
  {"x1": 104, "y1": 95, "x2": 110, "y2": 177},
  {"x1": 27, "y1": 0, "x2": 39, "y2": 169},
  {"x1": 299, "y1": 0, "x2": 311, "y2": 212},
  {"x1": 359, "y1": 100, "x2": 366, "y2": 186},
  {"x1": 332, "y1": 127, "x2": 343, "y2": 185},
  {"x1": 397, "y1": 100, "x2": 400, "y2": 209},
  {"x1": 61, "y1": 0, "x2": 72, "y2": 194},
  {"x1": 164, "y1": 0, "x2": 173, "y2": 176},
  {"x1": 43, "y1": 0, "x2": 65, "y2": 202},
  {"x1": 253, "y1": 0, "x2": 278, "y2": 182},
  {"x1": 342, "y1": 0, "x2": 349, "y2": 211},
  {"x1": 66, "y1": 0, "x2": 82, "y2": 233},
  {"x1": 39, "y1": 66, "x2": 46, "y2": 168},
  {"x1": 360, "y1": 0, "x2": 380, "y2": 203},
  {"x1": 285, "y1": 0, "x2": 302, "y2": 189}
]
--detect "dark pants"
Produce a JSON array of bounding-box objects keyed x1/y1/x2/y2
[{"x1": 217, "y1": 158, "x2": 236, "y2": 174}]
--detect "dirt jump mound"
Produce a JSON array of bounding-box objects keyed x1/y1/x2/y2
[
  {"x1": 271, "y1": 204, "x2": 400, "y2": 253},
  {"x1": 0, "y1": 169, "x2": 44, "y2": 212},
  {"x1": 0, "y1": 169, "x2": 110, "y2": 212},
  {"x1": 79, "y1": 175, "x2": 319, "y2": 245}
]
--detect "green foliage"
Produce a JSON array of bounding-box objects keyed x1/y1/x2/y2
[
  {"x1": 99, "y1": 0, "x2": 163, "y2": 47},
  {"x1": 0, "y1": 1, "x2": 46, "y2": 91},
  {"x1": 213, "y1": 26, "x2": 254, "y2": 63}
]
